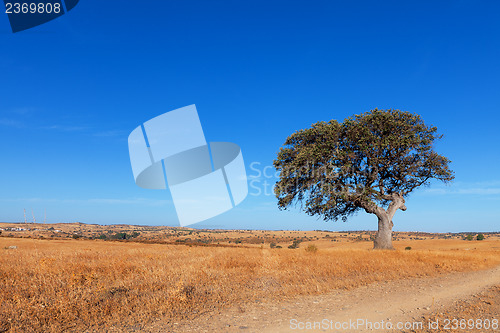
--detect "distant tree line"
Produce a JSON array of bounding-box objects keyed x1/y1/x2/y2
[{"x1": 98, "y1": 231, "x2": 140, "y2": 240}]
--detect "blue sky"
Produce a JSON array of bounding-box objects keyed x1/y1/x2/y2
[{"x1": 1, "y1": 1, "x2": 499, "y2": 232}]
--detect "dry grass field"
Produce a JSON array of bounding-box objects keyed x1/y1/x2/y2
[{"x1": 1, "y1": 226, "x2": 500, "y2": 332}]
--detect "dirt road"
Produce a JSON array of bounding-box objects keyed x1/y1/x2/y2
[{"x1": 173, "y1": 266, "x2": 500, "y2": 332}]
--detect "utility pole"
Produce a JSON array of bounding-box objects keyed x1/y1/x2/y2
[
  {"x1": 24, "y1": 208, "x2": 27, "y2": 224},
  {"x1": 31, "y1": 208, "x2": 36, "y2": 223}
]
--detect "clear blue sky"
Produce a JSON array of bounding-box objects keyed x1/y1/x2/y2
[{"x1": 1, "y1": 1, "x2": 499, "y2": 232}]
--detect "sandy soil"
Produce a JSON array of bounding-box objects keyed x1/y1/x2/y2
[{"x1": 161, "y1": 266, "x2": 500, "y2": 333}]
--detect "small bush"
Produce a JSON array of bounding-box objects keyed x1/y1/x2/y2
[
  {"x1": 477, "y1": 234, "x2": 485, "y2": 241},
  {"x1": 465, "y1": 234, "x2": 474, "y2": 241},
  {"x1": 270, "y1": 242, "x2": 276, "y2": 248},
  {"x1": 112, "y1": 232, "x2": 128, "y2": 240},
  {"x1": 305, "y1": 244, "x2": 318, "y2": 253},
  {"x1": 405, "y1": 246, "x2": 412, "y2": 251},
  {"x1": 110, "y1": 232, "x2": 140, "y2": 240}
]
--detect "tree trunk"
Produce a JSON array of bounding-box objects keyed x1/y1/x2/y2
[{"x1": 373, "y1": 214, "x2": 394, "y2": 250}]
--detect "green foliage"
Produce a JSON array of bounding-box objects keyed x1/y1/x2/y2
[
  {"x1": 110, "y1": 231, "x2": 140, "y2": 240},
  {"x1": 465, "y1": 234, "x2": 473, "y2": 241},
  {"x1": 405, "y1": 246, "x2": 412, "y2": 250},
  {"x1": 113, "y1": 232, "x2": 128, "y2": 240},
  {"x1": 288, "y1": 239, "x2": 301, "y2": 249},
  {"x1": 98, "y1": 234, "x2": 107, "y2": 240},
  {"x1": 270, "y1": 242, "x2": 277, "y2": 248},
  {"x1": 477, "y1": 233, "x2": 485, "y2": 241},
  {"x1": 273, "y1": 109, "x2": 454, "y2": 222}
]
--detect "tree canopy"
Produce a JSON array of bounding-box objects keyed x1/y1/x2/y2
[{"x1": 273, "y1": 109, "x2": 454, "y2": 249}]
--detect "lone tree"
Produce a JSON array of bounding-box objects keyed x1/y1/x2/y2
[{"x1": 273, "y1": 109, "x2": 454, "y2": 249}]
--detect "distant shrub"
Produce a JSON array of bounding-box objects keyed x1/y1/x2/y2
[
  {"x1": 98, "y1": 234, "x2": 107, "y2": 240},
  {"x1": 405, "y1": 246, "x2": 412, "y2": 250},
  {"x1": 270, "y1": 242, "x2": 277, "y2": 248},
  {"x1": 465, "y1": 234, "x2": 474, "y2": 241},
  {"x1": 477, "y1": 234, "x2": 485, "y2": 241},
  {"x1": 110, "y1": 232, "x2": 140, "y2": 240},
  {"x1": 275, "y1": 245, "x2": 282, "y2": 248},
  {"x1": 288, "y1": 240, "x2": 301, "y2": 249},
  {"x1": 305, "y1": 244, "x2": 318, "y2": 253},
  {"x1": 112, "y1": 232, "x2": 128, "y2": 240},
  {"x1": 72, "y1": 234, "x2": 82, "y2": 239}
]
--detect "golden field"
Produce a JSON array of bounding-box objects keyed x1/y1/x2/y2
[{"x1": 1, "y1": 229, "x2": 500, "y2": 332}]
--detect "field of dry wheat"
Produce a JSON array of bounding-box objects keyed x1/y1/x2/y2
[{"x1": 1, "y1": 237, "x2": 499, "y2": 332}]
